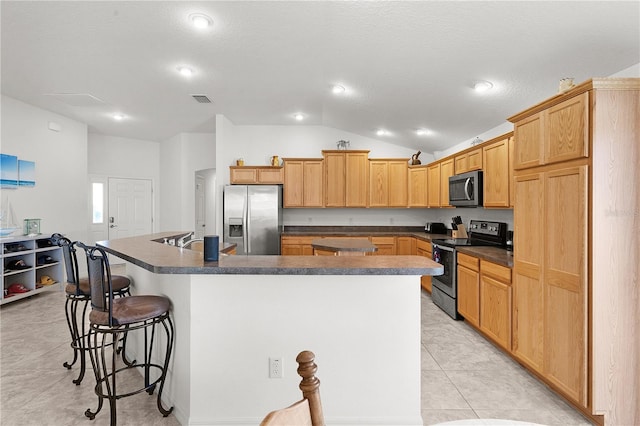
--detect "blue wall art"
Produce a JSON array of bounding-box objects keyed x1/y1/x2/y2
[
  {"x1": 0, "y1": 154, "x2": 18, "y2": 189},
  {"x1": 18, "y1": 160, "x2": 35, "y2": 187}
]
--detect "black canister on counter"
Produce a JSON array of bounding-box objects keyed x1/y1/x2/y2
[{"x1": 204, "y1": 235, "x2": 219, "y2": 261}]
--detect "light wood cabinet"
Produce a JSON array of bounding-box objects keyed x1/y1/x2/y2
[
  {"x1": 280, "y1": 236, "x2": 315, "y2": 256},
  {"x1": 479, "y1": 260, "x2": 512, "y2": 351},
  {"x1": 512, "y1": 171, "x2": 544, "y2": 373},
  {"x1": 457, "y1": 252, "x2": 480, "y2": 328},
  {"x1": 229, "y1": 166, "x2": 283, "y2": 184},
  {"x1": 283, "y1": 158, "x2": 324, "y2": 207},
  {"x1": 440, "y1": 158, "x2": 455, "y2": 208},
  {"x1": 454, "y1": 147, "x2": 482, "y2": 174},
  {"x1": 513, "y1": 92, "x2": 588, "y2": 171},
  {"x1": 408, "y1": 166, "x2": 428, "y2": 207},
  {"x1": 509, "y1": 136, "x2": 515, "y2": 208},
  {"x1": 427, "y1": 163, "x2": 440, "y2": 207},
  {"x1": 369, "y1": 236, "x2": 396, "y2": 255},
  {"x1": 483, "y1": 135, "x2": 511, "y2": 207},
  {"x1": 542, "y1": 165, "x2": 588, "y2": 404},
  {"x1": 396, "y1": 236, "x2": 415, "y2": 255},
  {"x1": 416, "y1": 239, "x2": 432, "y2": 292},
  {"x1": 369, "y1": 159, "x2": 408, "y2": 207},
  {"x1": 323, "y1": 150, "x2": 369, "y2": 207}
]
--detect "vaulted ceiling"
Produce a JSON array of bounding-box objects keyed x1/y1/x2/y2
[{"x1": 2, "y1": 1, "x2": 638, "y2": 153}]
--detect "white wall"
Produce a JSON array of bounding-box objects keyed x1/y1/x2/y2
[
  {"x1": 88, "y1": 133, "x2": 161, "y2": 238},
  {"x1": 159, "y1": 132, "x2": 215, "y2": 232},
  {"x1": 0, "y1": 95, "x2": 88, "y2": 241}
]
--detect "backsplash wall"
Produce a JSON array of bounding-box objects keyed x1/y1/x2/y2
[{"x1": 283, "y1": 207, "x2": 513, "y2": 230}]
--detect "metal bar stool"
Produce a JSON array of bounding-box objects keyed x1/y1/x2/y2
[
  {"x1": 77, "y1": 243, "x2": 174, "y2": 425},
  {"x1": 52, "y1": 233, "x2": 133, "y2": 386}
]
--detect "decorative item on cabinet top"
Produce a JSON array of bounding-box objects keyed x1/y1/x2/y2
[
  {"x1": 410, "y1": 151, "x2": 422, "y2": 165},
  {"x1": 336, "y1": 140, "x2": 350, "y2": 150}
]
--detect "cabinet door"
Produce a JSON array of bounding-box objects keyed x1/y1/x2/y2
[
  {"x1": 545, "y1": 92, "x2": 589, "y2": 165},
  {"x1": 324, "y1": 153, "x2": 345, "y2": 207},
  {"x1": 408, "y1": 167, "x2": 428, "y2": 207},
  {"x1": 370, "y1": 236, "x2": 396, "y2": 255},
  {"x1": 513, "y1": 113, "x2": 543, "y2": 170},
  {"x1": 369, "y1": 161, "x2": 388, "y2": 207},
  {"x1": 454, "y1": 154, "x2": 468, "y2": 174},
  {"x1": 257, "y1": 168, "x2": 283, "y2": 184},
  {"x1": 543, "y1": 165, "x2": 588, "y2": 405},
  {"x1": 396, "y1": 237, "x2": 415, "y2": 255},
  {"x1": 483, "y1": 138, "x2": 510, "y2": 207},
  {"x1": 388, "y1": 160, "x2": 408, "y2": 207},
  {"x1": 457, "y1": 263, "x2": 480, "y2": 328},
  {"x1": 416, "y1": 239, "x2": 432, "y2": 292},
  {"x1": 283, "y1": 161, "x2": 304, "y2": 207},
  {"x1": 230, "y1": 167, "x2": 258, "y2": 184},
  {"x1": 467, "y1": 149, "x2": 483, "y2": 171},
  {"x1": 440, "y1": 159, "x2": 454, "y2": 208},
  {"x1": 508, "y1": 136, "x2": 515, "y2": 208},
  {"x1": 512, "y1": 172, "x2": 544, "y2": 372},
  {"x1": 345, "y1": 152, "x2": 369, "y2": 207},
  {"x1": 303, "y1": 160, "x2": 324, "y2": 207},
  {"x1": 427, "y1": 163, "x2": 441, "y2": 207},
  {"x1": 480, "y1": 273, "x2": 512, "y2": 350}
]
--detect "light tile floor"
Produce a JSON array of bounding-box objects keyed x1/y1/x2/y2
[{"x1": 1, "y1": 285, "x2": 593, "y2": 425}]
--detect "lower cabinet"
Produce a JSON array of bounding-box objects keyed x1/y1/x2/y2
[
  {"x1": 280, "y1": 236, "x2": 315, "y2": 256},
  {"x1": 415, "y1": 239, "x2": 432, "y2": 293},
  {"x1": 479, "y1": 260, "x2": 512, "y2": 351},
  {"x1": 456, "y1": 253, "x2": 512, "y2": 351},
  {"x1": 457, "y1": 253, "x2": 480, "y2": 328},
  {"x1": 369, "y1": 236, "x2": 396, "y2": 255}
]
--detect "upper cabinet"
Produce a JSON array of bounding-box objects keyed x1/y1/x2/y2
[
  {"x1": 408, "y1": 165, "x2": 428, "y2": 207},
  {"x1": 513, "y1": 92, "x2": 588, "y2": 170},
  {"x1": 439, "y1": 158, "x2": 455, "y2": 208},
  {"x1": 230, "y1": 166, "x2": 284, "y2": 184},
  {"x1": 369, "y1": 159, "x2": 408, "y2": 207},
  {"x1": 455, "y1": 147, "x2": 483, "y2": 174},
  {"x1": 282, "y1": 158, "x2": 324, "y2": 207},
  {"x1": 427, "y1": 162, "x2": 441, "y2": 207},
  {"x1": 483, "y1": 134, "x2": 512, "y2": 208},
  {"x1": 323, "y1": 150, "x2": 369, "y2": 207}
]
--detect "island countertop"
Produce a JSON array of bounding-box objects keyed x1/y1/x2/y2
[{"x1": 97, "y1": 231, "x2": 444, "y2": 276}]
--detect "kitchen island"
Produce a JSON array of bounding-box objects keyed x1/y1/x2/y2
[{"x1": 97, "y1": 232, "x2": 443, "y2": 426}]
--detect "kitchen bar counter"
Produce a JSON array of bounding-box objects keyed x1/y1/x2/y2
[
  {"x1": 311, "y1": 237, "x2": 378, "y2": 255},
  {"x1": 97, "y1": 232, "x2": 442, "y2": 426},
  {"x1": 98, "y1": 231, "x2": 442, "y2": 275}
]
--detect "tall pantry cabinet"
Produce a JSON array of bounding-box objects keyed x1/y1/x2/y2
[{"x1": 508, "y1": 78, "x2": 639, "y2": 425}]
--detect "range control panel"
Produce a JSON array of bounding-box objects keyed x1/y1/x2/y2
[{"x1": 468, "y1": 220, "x2": 507, "y2": 237}]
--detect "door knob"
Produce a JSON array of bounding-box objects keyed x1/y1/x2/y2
[{"x1": 110, "y1": 224, "x2": 118, "y2": 228}]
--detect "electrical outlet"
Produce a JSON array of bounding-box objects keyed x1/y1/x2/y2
[{"x1": 269, "y1": 357, "x2": 283, "y2": 378}]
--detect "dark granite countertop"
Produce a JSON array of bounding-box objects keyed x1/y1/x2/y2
[
  {"x1": 97, "y1": 231, "x2": 444, "y2": 276},
  {"x1": 456, "y1": 246, "x2": 514, "y2": 268}
]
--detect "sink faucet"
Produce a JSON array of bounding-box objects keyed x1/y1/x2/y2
[
  {"x1": 177, "y1": 232, "x2": 194, "y2": 248},
  {"x1": 181, "y1": 238, "x2": 204, "y2": 249}
]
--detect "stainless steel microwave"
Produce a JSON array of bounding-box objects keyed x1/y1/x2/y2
[{"x1": 449, "y1": 170, "x2": 483, "y2": 207}]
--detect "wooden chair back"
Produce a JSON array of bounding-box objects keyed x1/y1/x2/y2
[{"x1": 260, "y1": 350, "x2": 324, "y2": 426}]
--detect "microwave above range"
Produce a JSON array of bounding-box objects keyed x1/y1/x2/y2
[{"x1": 449, "y1": 170, "x2": 483, "y2": 207}]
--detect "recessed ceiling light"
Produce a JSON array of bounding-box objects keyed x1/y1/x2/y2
[
  {"x1": 177, "y1": 66, "x2": 194, "y2": 77},
  {"x1": 376, "y1": 129, "x2": 388, "y2": 136},
  {"x1": 189, "y1": 13, "x2": 212, "y2": 29},
  {"x1": 416, "y1": 128, "x2": 432, "y2": 136},
  {"x1": 332, "y1": 85, "x2": 346, "y2": 94},
  {"x1": 294, "y1": 113, "x2": 304, "y2": 121},
  {"x1": 113, "y1": 113, "x2": 125, "y2": 121},
  {"x1": 473, "y1": 80, "x2": 494, "y2": 92}
]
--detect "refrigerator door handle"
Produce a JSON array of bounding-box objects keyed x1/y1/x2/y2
[{"x1": 245, "y1": 192, "x2": 251, "y2": 254}]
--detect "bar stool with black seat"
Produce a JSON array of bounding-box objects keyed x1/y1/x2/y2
[
  {"x1": 77, "y1": 242, "x2": 174, "y2": 425},
  {"x1": 51, "y1": 233, "x2": 133, "y2": 386}
]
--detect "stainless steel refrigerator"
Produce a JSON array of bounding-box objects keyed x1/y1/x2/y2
[{"x1": 223, "y1": 185, "x2": 283, "y2": 255}]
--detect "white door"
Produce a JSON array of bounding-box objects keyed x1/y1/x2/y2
[
  {"x1": 108, "y1": 178, "x2": 153, "y2": 240},
  {"x1": 195, "y1": 175, "x2": 206, "y2": 238}
]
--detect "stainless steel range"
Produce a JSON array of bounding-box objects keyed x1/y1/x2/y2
[{"x1": 431, "y1": 220, "x2": 507, "y2": 319}]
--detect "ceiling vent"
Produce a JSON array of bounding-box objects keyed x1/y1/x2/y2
[{"x1": 192, "y1": 95, "x2": 212, "y2": 104}]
